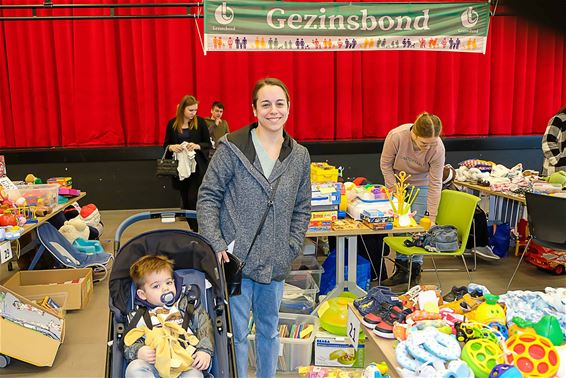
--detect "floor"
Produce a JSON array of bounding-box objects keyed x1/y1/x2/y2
[{"x1": 2, "y1": 209, "x2": 564, "y2": 377}]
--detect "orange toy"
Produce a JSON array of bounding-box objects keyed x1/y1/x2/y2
[{"x1": 505, "y1": 334, "x2": 560, "y2": 377}]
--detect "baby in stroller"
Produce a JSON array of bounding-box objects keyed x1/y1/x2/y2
[{"x1": 124, "y1": 255, "x2": 213, "y2": 378}]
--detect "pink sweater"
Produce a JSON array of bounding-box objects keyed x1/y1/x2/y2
[{"x1": 380, "y1": 124, "x2": 445, "y2": 221}]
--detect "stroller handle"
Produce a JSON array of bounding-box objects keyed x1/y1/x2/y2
[{"x1": 114, "y1": 210, "x2": 196, "y2": 253}]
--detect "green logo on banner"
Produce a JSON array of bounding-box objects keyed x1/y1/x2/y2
[{"x1": 204, "y1": 1, "x2": 490, "y2": 53}]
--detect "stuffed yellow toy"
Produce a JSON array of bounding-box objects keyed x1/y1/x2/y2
[{"x1": 124, "y1": 315, "x2": 200, "y2": 378}]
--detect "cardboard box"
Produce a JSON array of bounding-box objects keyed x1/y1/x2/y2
[
  {"x1": 314, "y1": 330, "x2": 365, "y2": 368},
  {"x1": 0, "y1": 285, "x2": 65, "y2": 367},
  {"x1": 3, "y1": 268, "x2": 93, "y2": 310}
]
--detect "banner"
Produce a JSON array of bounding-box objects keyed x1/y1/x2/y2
[{"x1": 204, "y1": 1, "x2": 490, "y2": 53}]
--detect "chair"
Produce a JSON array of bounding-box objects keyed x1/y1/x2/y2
[
  {"x1": 378, "y1": 189, "x2": 480, "y2": 291},
  {"x1": 506, "y1": 192, "x2": 566, "y2": 290}
]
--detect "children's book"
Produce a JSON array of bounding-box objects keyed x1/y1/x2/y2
[{"x1": 0, "y1": 291, "x2": 63, "y2": 341}]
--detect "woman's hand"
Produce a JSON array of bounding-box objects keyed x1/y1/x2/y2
[
  {"x1": 217, "y1": 250, "x2": 230, "y2": 263},
  {"x1": 185, "y1": 143, "x2": 201, "y2": 151},
  {"x1": 192, "y1": 351, "x2": 211, "y2": 370},
  {"x1": 169, "y1": 144, "x2": 184, "y2": 153},
  {"x1": 137, "y1": 346, "x2": 156, "y2": 364}
]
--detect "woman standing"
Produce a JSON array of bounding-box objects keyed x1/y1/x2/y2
[
  {"x1": 380, "y1": 112, "x2": 445, "y2": 287},
  {"x1": 197, "y1": 78, "x2": 311, "y2": 378},
  {"x1": 163, "y1": 95, "x2": 211, "y2": 231}
]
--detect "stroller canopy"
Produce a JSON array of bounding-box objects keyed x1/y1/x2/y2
[{"x1": 109, "y1": 229, "x2": 224, "y2": 316}]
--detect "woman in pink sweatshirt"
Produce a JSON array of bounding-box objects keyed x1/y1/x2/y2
[{"x1": 380, "y1": 112, "x2": 445, "y2": 287}]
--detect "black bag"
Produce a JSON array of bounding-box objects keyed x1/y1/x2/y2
[
  {"x1": 223, "y1": 253, "x2": 245, "y2": 297},
  {"x1": 223, "y1": 179, "x2": 280, "y2": 297},
  {"x1": 467, "y1": 206, "x2": 489, "y2": 249},
  {"x1": 156, "y1": 147, "x2": 178, "y2": 177}
]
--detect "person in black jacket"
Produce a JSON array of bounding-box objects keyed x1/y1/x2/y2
[{"x1": 163, "y1": 95, "x2": 211, "y2": 231}]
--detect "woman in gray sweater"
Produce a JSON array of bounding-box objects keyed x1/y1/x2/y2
[{"x1": 197, "y1": 78, "x2": 311, "y2": 378}]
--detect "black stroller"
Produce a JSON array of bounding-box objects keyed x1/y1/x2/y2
[{"x1": 107, "y1": 211, "x2": 235, "y2": 377}]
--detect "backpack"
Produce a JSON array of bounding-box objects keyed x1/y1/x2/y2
[
  {"x1": 466, "y1": 206, "x2": 489, "y2": 249},
  {"x1": 405, "y1": 225, "x2": 460, "y2": 252}
]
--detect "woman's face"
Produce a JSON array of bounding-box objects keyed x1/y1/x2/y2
[
  {"x1": 253, "y1": 85, "x2": 289, "y2": 133},
  {"x1": 412, "y1": 131, "x2": 438, "y2": 151},
  {"x1": 183, "y1": 104, "x2": 198, "y2": 120}
]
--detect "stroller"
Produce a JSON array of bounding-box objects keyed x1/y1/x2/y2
[{"x1": 107, "y1": 211, "x2": 236, "y2": 378}]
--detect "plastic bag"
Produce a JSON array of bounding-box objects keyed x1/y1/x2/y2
[
  {"x1": 488, "y1": 222, "x2": 511, "y2": 257},
  {"x1": 319, "y1": 248, "x2": 371, "y2": 295}
]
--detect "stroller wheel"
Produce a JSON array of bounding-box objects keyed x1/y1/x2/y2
[{"x1": 0, "y1": 354, "x2": 11, "y2": 368}]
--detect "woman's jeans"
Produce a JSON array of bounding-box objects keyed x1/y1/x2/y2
[
  {"x1": 396, "y1": 186, "x2": 428, "y2": 264},
  {"x1": 229, "y1": 278, "x2": 284, "y2": 378},
  {"x1": 125, "y1": 359, "x2": 204, "y2": 378}
]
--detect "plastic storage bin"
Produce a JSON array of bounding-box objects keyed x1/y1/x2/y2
[
  {"x1": 281, "y1": 272, "x2": 319, "y2": 314},
  {"x1": 289, "y1": 255, "x2": 324, "y2": 288},
  {"x1": 311, "y1": 162, "x2": 339, "y2": 183},
  {"x1": 248, "y1": 313, "x2": 319, "y2": 372},
  {"x1": 7, "y1": 184, "x2": 60, "y2": 208}
]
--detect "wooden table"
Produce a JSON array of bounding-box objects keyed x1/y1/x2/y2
[
  {"x1": 454, "y1": 181, "x2": 525, "y2": 205},
  {"x1": 348, "y1": 302, "x2": 401, "y2": 378},
  {"x1": 307, "y1": 219, "x2": 423, "y2": 313},
  {"x1": 455, "y1": 180, "x2": 526, "y2": 231},
  {"x1": 20, "y1": 192, "x2": 87, "y2": 236},
  {"x1": 0, "y1": 192, "x2": 86, "y2": 281}
]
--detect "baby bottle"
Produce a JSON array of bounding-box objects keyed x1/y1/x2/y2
[{"x1": 419, "y1": 211, "x2": 432, "y2": 231}]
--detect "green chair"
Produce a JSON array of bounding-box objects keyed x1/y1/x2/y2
[{"x1": 378, "y1": 189, "x2": 480, "y2": 291}]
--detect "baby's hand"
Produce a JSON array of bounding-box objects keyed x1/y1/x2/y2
[
  {"x1": 138, "y1": 346, "x2": 156, "y2": 364},
  {"x1": 192, "y1": 351, "x2": 211, "y2": 371}
]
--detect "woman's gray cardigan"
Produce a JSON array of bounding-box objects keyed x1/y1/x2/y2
[{"x1": 197, "y1": 123, "x2": 311, "y2": 283}]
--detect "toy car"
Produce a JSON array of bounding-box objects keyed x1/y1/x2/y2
[{"x1": 525, "y1": 240, "x2": 566, "y2": 275}]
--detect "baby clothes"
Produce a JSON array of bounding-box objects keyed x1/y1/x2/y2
[
  {"x1": 174, "y1": 142, "x2": 197, "y2": 181},
  {"x1": 501, "y1": 290, "x2": 566, "y2": 338}
]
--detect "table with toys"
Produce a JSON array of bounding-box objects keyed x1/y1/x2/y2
[
  {"x1": 0, "y1": 189, "x2": 86, "y2": 281},
  {"x1": 306, "y1": 221, "x2": 423, "y2": 314},
  {"x1": 343, "y1": 284, "x2": 565, "y2": 378}
]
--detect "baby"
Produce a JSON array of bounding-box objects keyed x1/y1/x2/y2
[{"x1": 124, "y1": 255, "x2": 213, "y2": 378}]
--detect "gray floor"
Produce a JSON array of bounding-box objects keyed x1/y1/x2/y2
[{"x1": 2, "y1": 209, "x2": 564, "y2": 377}]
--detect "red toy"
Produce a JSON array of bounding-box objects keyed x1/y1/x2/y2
[{"x1": 525, "y1": 240, "x2": 566, "y2": 275}]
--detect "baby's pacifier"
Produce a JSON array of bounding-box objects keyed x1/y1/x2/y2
[{"x1": 161, "y1": 292, "x2": 176, "y2": 306}]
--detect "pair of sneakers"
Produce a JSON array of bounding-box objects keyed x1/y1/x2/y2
[
  {"x1": 354, "y1": 286, "x2": 399, "y2": 317},
  {"x1": 362, "y1": 302, "x2": 412, "y2": 339}
]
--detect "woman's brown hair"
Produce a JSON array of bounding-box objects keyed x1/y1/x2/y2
[
  {"x1": 413, "y1": 112, "x2": 442, "y2": 138},
  {"x1": 251, "y1": 78, "x2": 290, "y2": 109},
  {"x1": 173, "y1": 95, "x2": 199, "y2": 133}
]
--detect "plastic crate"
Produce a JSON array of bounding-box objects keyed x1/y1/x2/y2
[
  {"x1": 281, "y1": 272, "x2": 319, "y2": 314},
  {"x1": 289, "y1": 255, "x2": 324, "y2": 288},
  {"x1": 248, "y1": 313, "x2": 319, "y2": 372},
  {"x1": 7, "y1": 184, "x2": 60, "y2": 209}
]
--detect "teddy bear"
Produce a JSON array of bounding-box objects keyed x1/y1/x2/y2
[{"x1": 58, "y1": 216, "x2": 90, "y2": 244}]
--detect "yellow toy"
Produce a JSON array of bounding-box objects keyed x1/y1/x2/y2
[
  {"x1": 468, "y1": 294, "x2": 506, "y2": 324},
  {"x1": 384, "y1": 171, "x2": 419, "y2": 227},
  {"x1": 125, "y1": 316, "x2": 199, "y2": 378}
]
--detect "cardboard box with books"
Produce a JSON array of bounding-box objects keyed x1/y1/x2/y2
[
  {"x1": 0, "y1": 285, "x2": 65, "y2": 367},
  {"x1": 2, "y1": 268, "x2": 93, "y2": 310}
]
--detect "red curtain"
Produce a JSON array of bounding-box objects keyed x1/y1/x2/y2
[{"x1": 1, "y1": 3, "x2": 565, "y2": 147}]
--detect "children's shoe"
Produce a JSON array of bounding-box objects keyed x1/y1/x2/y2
[
  {"x1": 361, "y1": 312, "x2": 381, "y2": 329},
  {"x1": 355, "y1": 289, "x2": 399, "y2": 317},
  {"x1": 442, "y1": 286, "x2": 468, "y2": 303}
]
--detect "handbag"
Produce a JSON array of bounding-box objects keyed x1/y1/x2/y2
[
  {"x1": 223, "y1": 179, "x2": 280, "y2": 296},
  {"x1": 156, "y1": 147, "x2": 179, "y2": 177}
]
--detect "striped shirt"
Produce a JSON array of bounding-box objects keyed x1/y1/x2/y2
[{"x1": 542, "y1": 109, "x2": 566, "y2": 176}]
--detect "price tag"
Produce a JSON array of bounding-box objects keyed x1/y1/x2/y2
[
  {"x1": 0, "y1": 241, "x2": 13, "y2": 264},
  {"x1": 347, "y1": 306, "x2": 361, "y2": 350}
]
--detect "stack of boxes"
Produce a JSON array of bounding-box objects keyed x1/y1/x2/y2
[{"x1": 310, "y1": 163, "x2": 341, "y2": 232}]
